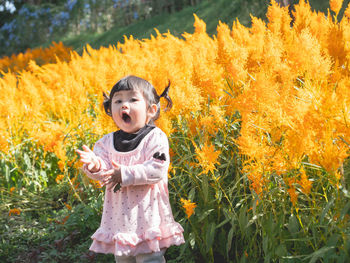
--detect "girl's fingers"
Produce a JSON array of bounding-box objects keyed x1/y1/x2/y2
[
  {"x1": 82, "y1": 145, "x2": 93, "y2": 153},
  {"x1": 102, "y1": 177, "x2": 112, "y2": 183},
  {"x1": 100, "y1": 169, "x2": 114, "y2": 176},
  {"x1": 87, "y1": 163, "x2": 95, "y2": 170}
]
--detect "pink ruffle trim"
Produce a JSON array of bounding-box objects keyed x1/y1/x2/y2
[{"x1": 90, "y1": 223, "x2": 185, "y2": 256}]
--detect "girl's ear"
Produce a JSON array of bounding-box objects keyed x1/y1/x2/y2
[{"x1": 147, "y1": 104, "x2": 158, "y2": 120}]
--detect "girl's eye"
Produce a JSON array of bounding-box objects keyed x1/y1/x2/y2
[
  {"x1": 115, "y1": 100, "x2": 122, "y2": 104},
  {"x1": 131, "y1": 98, "x2": 138, "y2": 102}
]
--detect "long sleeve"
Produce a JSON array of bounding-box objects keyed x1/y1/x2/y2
[
  {"x1": 120, "y1": 130, "x2": 170, "y2": 186},
  {"x1": 82, "y1": 134, "x2": 112, "y2": 181}
]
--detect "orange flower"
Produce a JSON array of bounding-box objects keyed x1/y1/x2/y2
[
  {"x1": 55, "y1": 174, "x2": 64, "y2": 183},
  {"x1": 344, "y1": 3, "x2": 350, "y2": 18},
  {"x1": 58, "y1": 160, "x2": 65, "y2": 172},
  {"x1": 287, "y1": 187, "x2": 298, "y2": 205},
  {"x1": 9, "y1": 208, "x2": 21, "y2": 216},
  {"x1": 9, "y1": 187, "x2": 15, "y2": 193},
  {"x1": 287, "y1": 178, "x2": 298, "y2": 205},
  {"x1": 56, "y1": 215, "x2": 70, "y2": 224},
  {"x1": 194, "y1": 143, "x2": 221, "y2": 175},
  {"x1": 329, "y1": 0, "x2": 344, "y2": 15},
  {"x1": 180, "y1": 198, "x2": 197, "y2": 218},
  {"x1": 90, "y1": 179, "x2": 102, "y2": 188},
  {"x1": 64, "y1": 202, "x2": 72, "y2": 210},
  {"x1": 298, "y1": 168, "x2": 312, "y2": 195}
]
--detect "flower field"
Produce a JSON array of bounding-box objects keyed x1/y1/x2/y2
[{"x1": 1, "y1": 0, "x2": 350, "y2": 262}]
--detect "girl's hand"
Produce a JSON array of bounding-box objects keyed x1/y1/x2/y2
[
  {"x1": 101, "y1": 160, "x2": 122, "y2": 191},
  {"x1": 76, "y1": 145, "x2": 100, "y2": 172}
]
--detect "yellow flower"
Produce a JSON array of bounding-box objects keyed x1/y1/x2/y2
[
  {"x1": 298, "y1": 168, "x2": 312, "y2": 195},
  {"x1": 180, "y1": 198, "x2": 197, "y2": 218},
  {"x1": 58, "y1": 160, "x2": 65, "y2": 172},
  {"x1": 344, "y1": 3, "x2": 350, "y2": 18},
  {"x1": 194, "y1": 143, "x2": 221, "y2": 175},
  {"x1": 287, "y1": 178, "x2": 298, "y2": 205},
  {"x1": 55, "y1": 174, "x2": 64, "y2": 183},
  {"x1": 89, "y1": 179, "x2": 102, "y2": 189},
  {"x1": 9, "y1": 208, "x2": 21, "y2": 216},
  {"x1": 329, "y1": 0, "x2": 344, "y2": 15}
]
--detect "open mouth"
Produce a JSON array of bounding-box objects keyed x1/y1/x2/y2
[{"x1": 122, "y1": 113, "x2": 131, "y2": 123}]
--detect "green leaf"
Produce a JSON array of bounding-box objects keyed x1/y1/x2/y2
[
  {"x1": 262, "y1": 235, "x2": 268, "y2": 253},
  {"x1": 304, "y1": 246, "x2": 335, "y2": 263},
  {"x1": 188, "y1": 187, "x2": 196, "y2": 201},
  {"x1": 246, "y1": 213, "x2": 263, "y2": 228},
  {"x1": 23, "y1": 153, "x2": 31, "y2": 167},
  {"x1": 206, "y1": 222, "x2": 216, "y2": 252},
  {"x1": 238, "y1": 208, "x2": 247, "y2": 233},
  {"x1": 226, "y1": 227, "x2": 234, "y2": 257},
  {"x1": 202, "y1": 175, "x2": 208, "y2": 204},
  {"x1": 288, "y1": 214, "x2": 299, "y2": 235},
  {"x1": 189, "y1": 232, "x2": 195, "y2": 249},
  {"x1": 215, "y1": 217, "x2": 230, "y2": 229},
  {"x1": 320, "y1": 198, "x2": 334, "y2": 224},
  {"x1": 275, "y1": 244, "x2": 287, "y2": 257},
  {"x1": 198, "y1": 209, "x2": 214, "y2": 223},
  {"x1": 5, "y1": 164, "x2": 10, "y2": 183},
  {"x1": 339, "y1": 201, "x2": 350, "y2": 221}
]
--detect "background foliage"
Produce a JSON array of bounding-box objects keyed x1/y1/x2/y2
[{"x1": 1, "y1": 0, "x2": 350, "y2": 262}]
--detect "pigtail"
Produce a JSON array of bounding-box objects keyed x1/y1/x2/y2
[
  {"x1": 159, "y1": 80, "x2": 173, "y2": 111},
  {"x1": 103, "y1": 92, "x2": 112, "y2": 116}
]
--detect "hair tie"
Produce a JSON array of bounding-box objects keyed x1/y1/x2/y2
[{"x1": 159, "y1": 80, "x2": 173, "y2": 110}]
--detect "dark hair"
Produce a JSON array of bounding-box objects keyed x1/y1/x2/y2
[{"x1": 103, "y1": 75, "x2": 172, "y2": 123}]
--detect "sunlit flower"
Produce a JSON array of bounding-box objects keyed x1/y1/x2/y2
[
  {"x1": 90, "y1": 179, "x2": 102, "y2": 188},
  {"x1": 194, "y1": 143, "x2": 221, "y2": 175},
  {"x1": 298, "y1": 168, "x2": 312, "y2": 195},
  {"x1": 58, "y1": 160, "x2": 65, "y2": 172},
  {"x1": 344, "y1": 3, "x2": 350, "y2": 18},
  {"x1": 55, "y1": 174, "x2": 64, "y2": 183},
  {"x1": 9, "y1": 208, "x2": 21, "y2": 216},
  {"x1": 180, "y1": 198, "x2": 197, "y2": 218},
  {"x1": 287, "y1": 187, "x2": 297, "y2": 205},
  {"x1": 287, "y1": 178, "x2": 298, "y2": 205},
  {"x1": 329, "y1": 0, "x2": 344, "y2": 15}
]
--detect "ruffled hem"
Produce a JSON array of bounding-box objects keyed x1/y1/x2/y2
[{"x1": 89, "y1": 223, "x2": 185, "y2": 256}]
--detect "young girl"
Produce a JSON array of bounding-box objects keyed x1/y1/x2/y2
[{"x1": 76, "y1": 75, "x2": 185, "y2": 262}]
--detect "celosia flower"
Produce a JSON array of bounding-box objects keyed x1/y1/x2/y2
[
  {"x1": 64, "y1": 202, "x2": 72, "y2": 210},
  {"x1": 58, "y1": 160, "x2": 65, "y2": 172},
  {"x1": 180, "y1": 198, "x2": 197, "y2": 218},
  {"x1": 9, "y1": 208, "x2": 21, "y2": 216},
  {"x1": 329, "y1": 0, "x2": 344, "y2": 15},
  {"x1": 344, "y1": 3, "x2": 350, "y2": 18},
  {"x1": 89, "y1": 179, "x2": 102, "y2": 188},
  {"x1": 287, "y1": 187, "x2": 298, "y2": 205},
  {"x1": 194, "y1": 143, "x2": 221, "y2": 175},
  {"x1": 298, "y1": 168, "x2": 312, "y2": 195},
  {"x1": 55, "y1": 174, "x2": 64, "y2": 183},
  {"x1": 287, "y1": 178, "x2": 298, "y2": 205}
]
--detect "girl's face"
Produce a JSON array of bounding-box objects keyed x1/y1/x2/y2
[{"x1": 111, "y1": 89, "x2": 157, "y2": 133}]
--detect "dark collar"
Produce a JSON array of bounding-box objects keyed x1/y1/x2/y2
[{"x1": 113, "y1": 125, "x2": 155, "y2": 152}]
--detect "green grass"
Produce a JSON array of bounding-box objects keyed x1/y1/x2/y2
[
  {"x1": 60, "y1": 0, "x2": 269, "y2": 54},
  {"x1": 58, "y1": 0, "x2": 350, "y2": 55}
]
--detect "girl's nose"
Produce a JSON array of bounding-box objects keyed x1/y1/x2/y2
[{"x1": 121, "y1": 103, "x2": 129, "y2": 109}]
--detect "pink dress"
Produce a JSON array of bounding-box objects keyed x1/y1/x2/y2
[{"x1": 83, "y1": 127, "x2": 185, "y2": 256}]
